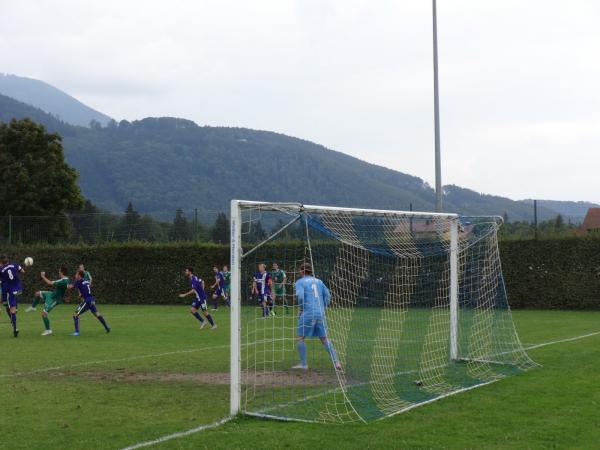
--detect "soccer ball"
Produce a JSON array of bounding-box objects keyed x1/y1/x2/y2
[{"x1": 24, "y1": 257, "x2": 34, "y2": 267}]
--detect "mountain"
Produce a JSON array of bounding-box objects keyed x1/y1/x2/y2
[
  {"x1": 519, "y1": 199, "x2": 598, "y2": 223},
  {"x1": 443, "y1": 185, "x2": 559, "y2": 222},
  {"x1": 0, "y1": 73, "x2": 112, "y2": 127},
  {"x1": 0, "y1": 92, "x2": 587, "y2": 221}
]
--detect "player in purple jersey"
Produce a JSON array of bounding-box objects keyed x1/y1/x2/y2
[
  {"x1": 252, "y1": 263, "x2": 273, "y2": 318},
  {"x1": 179, "y1": 267, "x2": 216, "y2": 330},
  {"x1": 210, "y1": 266, "x2": 229, "y2": 310},
  {"x1": 67, "y1": 270, "x2": 110, "y2": 336},
  {"x1": 0, "y1": 255, "x2": 24, "y2": 337}
]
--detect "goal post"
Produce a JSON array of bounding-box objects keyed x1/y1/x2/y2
[
  {"x1": 449, "y1": 219, "x2": 459, "y2": 361},
  {"x1": 230, "y1": 200, "x2": 242, "y2": 416},
  {"x1": 229, "y1": 200, "x2": 536, "y2": 423}
]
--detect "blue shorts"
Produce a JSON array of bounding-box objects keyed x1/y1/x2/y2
[
  {"x1": 1, "y1": 290, "x2": 20, "y2": 308},
  {"x1": 214, "y1": 287, "x2": 225, "y2": 298},
  {"x1": 76, "y1": 297, "x2": 98, "y2": 315},
  {"x1": 192, "y1": 297, "x2": 208, "y2": 311},
  {"x1": 257, "y1": 293, "x2": 271, "y2": 304},
  {"x1": 297, "y1": 314, "x2": 327, "y2": 338}
]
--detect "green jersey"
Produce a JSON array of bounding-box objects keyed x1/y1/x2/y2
[
  {"x1": 223, "y1": 271, "x2": 231, "y2": 287},
  {"x1": 83, "y1": 271, "x2": 92, "y2": 283},
  {"x1": 271, "y1": 269, "x2": 286, "y2": 295},
  {"x1": 52, "y1": 277, "x2": 70, "y2": 302},
  {"x1": 271, "y1": 269, "x2": 286, "y2": 285}
]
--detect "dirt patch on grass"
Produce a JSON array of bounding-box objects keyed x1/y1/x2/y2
[{"x1": 51, "y1": 369, "x2": 343, "y2": 386}]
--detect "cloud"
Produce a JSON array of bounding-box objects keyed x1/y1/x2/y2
[{"x1": 0, "y1": 0, "x2": 598, "y2": 203}]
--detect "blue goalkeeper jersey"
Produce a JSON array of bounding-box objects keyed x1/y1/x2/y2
[{"x1": 295, "y1": 276, "x2": 330, "y2": 320}]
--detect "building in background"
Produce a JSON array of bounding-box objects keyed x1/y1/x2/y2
[{"x1": 580, "y1": 208, "x2": 600, "y2": 234}]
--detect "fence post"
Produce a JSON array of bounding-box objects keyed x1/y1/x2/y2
[
  {"x1": 533, "y1": 200, "x2": 538, "y2": 240},
  {"x1": 8, "y1": 215, "x2": 12, "y2": 245},
  {"x1": 194, "y1": 208, "x2": 198, "y2": 242},
  {"x1": 97, "y1": 214, "x2": 102, "y2": 243}
]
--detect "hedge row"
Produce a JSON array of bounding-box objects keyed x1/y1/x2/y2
[
  {"x1": 4, "y1": 243, "x2": 229, "y2": 305},
  {"x1": 499, "y1": 237, "x2": 600, "y2": 309},
  {"x1": 3, "y1": 237, "x2": 600, "y2": 309}
]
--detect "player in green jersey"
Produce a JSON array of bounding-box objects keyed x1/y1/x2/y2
[
  {"x1": 30, "y1": 266, "x2": 70, "y2": 336},
  {"x1": 271, "y1": 262, "x2": 289, "y2": 314},
  {"x1": 78, "y1": 263, "x2": 92, "y2": 284}
]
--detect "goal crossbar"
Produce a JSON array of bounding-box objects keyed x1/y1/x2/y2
[{"x1": 232, "y1": 200, "x2": 460, "y2": 219}]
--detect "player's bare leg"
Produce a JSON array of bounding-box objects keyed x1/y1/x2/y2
[{"x1": 26, "y1": 291, "x2": 43, "y2": 312}]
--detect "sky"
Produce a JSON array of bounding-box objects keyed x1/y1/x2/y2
[{"x1": 1, "y1": 0, "x2": 599, "y2": 203}]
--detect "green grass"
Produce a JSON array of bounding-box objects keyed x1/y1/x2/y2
[{"x1": 2, "y1": 307, "x2": 600, "y2": 449}]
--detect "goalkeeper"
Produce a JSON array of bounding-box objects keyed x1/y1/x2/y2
[{"x1": 292, "y1": 263, "x2": 342, "y2": 370}]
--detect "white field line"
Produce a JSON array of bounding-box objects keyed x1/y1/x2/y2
[
  {"x1": 119, "y1": 417, "x2": 233, "y2": 450},
  {"x1": 0, "y1": 347, "x2": 216, "y2": 378},
  {"x1": 523, "y1": 330, "x2": 600, "y2": 350},
  {"x1": 117, "y1": 329, "x2": 600, "y2": 449},
  {"x1": 0, "y1": 338, "x2": 278, "y2": 378}
]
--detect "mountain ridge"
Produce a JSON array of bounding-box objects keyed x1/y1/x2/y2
[
  {"x1": 1, "y1": 91, "x2": 595, "y2": 222},
  {"x1": 0, "y1": 73, "x2": 112, "y2": 127}
]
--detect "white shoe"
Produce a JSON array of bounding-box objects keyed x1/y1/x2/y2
[
  {"x1": 291, "y1": 364, "x2": 308, "y2": 370},
  {"x1": 26, "y1": 306, "x2": 36, "y2": 312},
  {"x1": 211, "y1": 325, "x2": 218, "y2": 330},
  {"x1": 200, "y1": 321, "x2": 207, "y2": 329},
  {"x1": 41, "y1": 329, "x2": 53, "y2": 336}
]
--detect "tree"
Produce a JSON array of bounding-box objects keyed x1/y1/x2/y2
[
  {"x1": 554, "y1": 214, "x2": 564, "y2": 231},
  {"x1": 503, "y1": 211, "x2": 509, "y2": 223},
  {"x1": 0, "y1": 119, "x2": 84, "y2": 217},
  {"x1": 249, "y1": 220, "x2": 267, "y2": 242},
  {"x1": 171, "y1": 208, "x2": 192, "y2": 241},
  {"x1": 89, "y1": 119, "x2": 102, "y2": 130},
  {"x1": 211, "y1": 212, "x2": 229, "y2": 244},
  {"x1": 69, "y1": 199, "x2": 101, "y2": 242},
  {"x1": 119, "y1": 202, "x2": 141, "y2": 240}
]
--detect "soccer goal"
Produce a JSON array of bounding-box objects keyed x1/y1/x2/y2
[{"x1": 229, "y1": 200, "x2": 536, "y2": 423}]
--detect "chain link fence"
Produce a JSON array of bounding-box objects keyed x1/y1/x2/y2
[{"x1": 0, "y1": 209, "x2": 225, "y2": 245}]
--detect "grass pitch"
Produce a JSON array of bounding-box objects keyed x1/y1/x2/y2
[{"x1": 2, "y1": 306, "x2": 599, "y2": 449}]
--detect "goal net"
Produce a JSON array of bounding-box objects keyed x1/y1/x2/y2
[{"x1": 229, "y1": 201, "x2": 536, "y2": 423}]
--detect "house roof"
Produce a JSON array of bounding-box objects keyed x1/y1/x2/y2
[{"x1": 581, "y1": 208, "x2": 600, "y2": 231}]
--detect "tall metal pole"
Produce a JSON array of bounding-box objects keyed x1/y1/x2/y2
[
  {"x1": 433, "y1": 0, "x2": 443, "y2": 213},
  {"x1": 533, "y1": 199, "x2": 538, "y2": 240}
]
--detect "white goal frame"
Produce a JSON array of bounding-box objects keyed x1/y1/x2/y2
[{"x1": 229, "y1": 199, "x2": 459, "y2": 417}]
